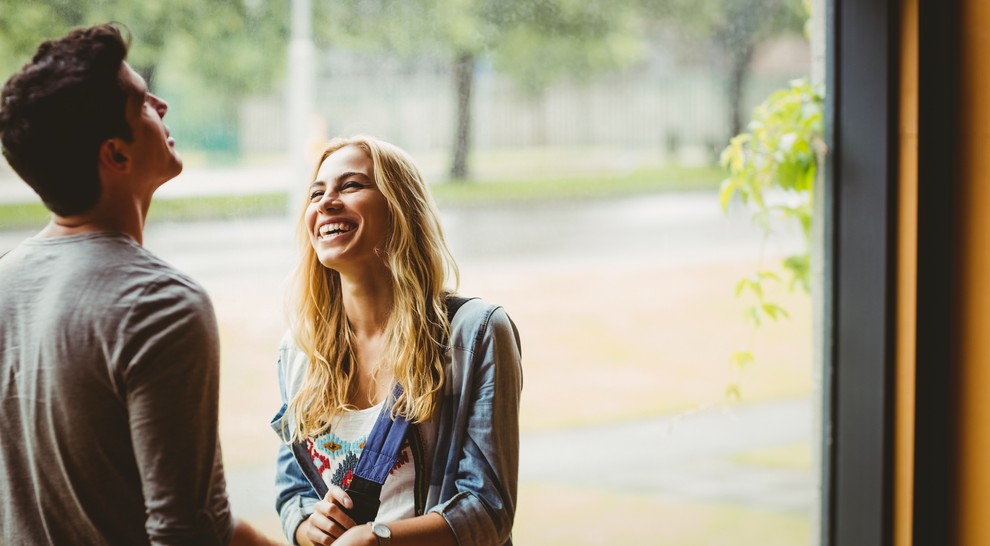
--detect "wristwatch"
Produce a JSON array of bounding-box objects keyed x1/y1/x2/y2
[{"x1": 368, "y1": 521, "x2": 391, "y2": 546}]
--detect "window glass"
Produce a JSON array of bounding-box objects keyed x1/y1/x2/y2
[{"x1": 0, "y1": 1, "x2": 824, "y2": 543}]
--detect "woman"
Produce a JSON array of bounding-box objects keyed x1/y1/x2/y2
[{"x1": 271, "y1": 136, "x2": 522, "y2": 546}]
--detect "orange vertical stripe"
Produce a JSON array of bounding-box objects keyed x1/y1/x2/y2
[
  {"x1": 956, "y1": 0, "x2": 990, "y2": 543},
  {"x1": 895, "y1": 1, "x2": 919, "y2": 545}
]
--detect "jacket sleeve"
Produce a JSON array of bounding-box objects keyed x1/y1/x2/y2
[
  {"x1": 274, "y1": 437, "x2": 319, "y2": 543},
  {"x1": 430, "y1": 305, "x2": 523, "y2": 545},
  {"x1": 271, "y1": 341, "x2": 320, "y2": 544}
]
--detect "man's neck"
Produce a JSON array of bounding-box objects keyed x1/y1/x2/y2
[{"x1": 38, "y1": 191, "x2": 150, "y2": 245}]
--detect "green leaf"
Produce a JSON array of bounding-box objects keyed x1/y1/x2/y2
[
  {"x1": 719, "y1": 178, "x2": 739, "y2": 212},
  {"x1": 725, "y1": 383, "x2": 742, "y2": 402},
  {"x1": 784, "y1": 254, "x2": 812, "y2": 293},
  {"x1": 731, "y1": 350, "x2": 755, "y2": 370},
  {"x1": 761, "y1": 303, "x2": 791, "y2": 321},
  {"x1": 735, "y1": 277, "x2": 750, "y2": 298},
  {"x1": 756, "y1": 271, "x2": 782, "y2": 284},
  {"x1": 745, "y1": 306, "x2": 762, "y2": 327}
]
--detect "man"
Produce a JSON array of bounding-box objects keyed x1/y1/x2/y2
[{"x1": 0, "y1": 23, "x2": 282, "y2": 546}]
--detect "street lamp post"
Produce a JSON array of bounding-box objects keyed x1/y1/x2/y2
[{"x1": 287, "y1": 0, "x2": 315, "y2": 214}]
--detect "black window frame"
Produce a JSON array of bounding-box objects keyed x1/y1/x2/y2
[
  {"x1": 824, "y1": 0, "x2": 898, "y2": 543},
  {"x1": 825, "y1": 0, "x2": 958, "y2": 544}
]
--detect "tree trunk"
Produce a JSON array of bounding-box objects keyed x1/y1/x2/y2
[
  {"x1": 727, "y1": 46, "x2": 754, "y2": 141},
  {"x1": 449, "y1": 51, "x2": 476, "y2": 181}
]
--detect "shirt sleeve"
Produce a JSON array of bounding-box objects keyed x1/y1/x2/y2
[
  {"x1": 118, "y1": 277, "x2": 234, "y2": 546},
  {"x1": 431, "y1": 305, "x2": 523, "y2": 545}
]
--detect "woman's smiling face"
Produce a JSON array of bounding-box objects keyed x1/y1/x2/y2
[{"x1": 305, "y1": 145, "x2": 391, "y2": 272}]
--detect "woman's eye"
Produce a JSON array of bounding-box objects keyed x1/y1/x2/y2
[
  {"x1": 309, "y1": 190, "x2": 324, "y2": 200},
  {"x1": 342, "y1": 182, "x2": 362, "y2": 190}
]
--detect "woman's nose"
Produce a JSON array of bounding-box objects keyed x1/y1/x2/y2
[{"x1": 319, "y1": 193, "x2": 342, "y2": 212}]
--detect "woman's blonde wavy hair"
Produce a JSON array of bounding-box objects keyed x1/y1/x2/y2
[{"x1": 286, "y1": 135, "x2": 459, "y2": 441}]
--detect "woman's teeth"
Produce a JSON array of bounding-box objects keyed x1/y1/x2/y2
[{"x1": 319, "y1": 222, "x2": 354, "y2": 238}]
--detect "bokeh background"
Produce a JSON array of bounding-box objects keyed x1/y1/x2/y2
[{"x1": 0, "y1": 1, "x2": 819, "y2": 544}]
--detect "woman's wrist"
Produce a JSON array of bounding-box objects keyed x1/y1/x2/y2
[
  {"x1": 294, "y1": 518, "x2": 313, "y2": 546},
  {"x1": 341, "y1": 522, "x2": 377, "y2": 546}
]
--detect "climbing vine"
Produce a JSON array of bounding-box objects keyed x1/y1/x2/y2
[{"x1": 719, "y1": 78, "x2": 825, "y2": 398}]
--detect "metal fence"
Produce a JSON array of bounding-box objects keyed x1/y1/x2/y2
[{"x1": 239, "y1": 65, "x2": 803, "y2": 159}]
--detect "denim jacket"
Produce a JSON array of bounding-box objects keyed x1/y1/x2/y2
[{"x1": 271, "y1": 299, "x2": 522, "y2": 545}]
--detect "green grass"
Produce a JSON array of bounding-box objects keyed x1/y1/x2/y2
[
  {"x1": 434, "y1": 164, "x2": 724, "y2": 206},
  {"x1": 147, "y1": 193, "x2": 290, "y2": 223},
  {"x1": 0, "y1": 193, "x2": 292, "y2": 231},
  {"x1": 0, "y1": 164, "x2": 724, "y2": 230},
  {"x1": 731, "y1": 443, "x2": 813, "y2": 470},
  {"x1": 0, "y1": 201, "x2": 48, "y2": 231}
]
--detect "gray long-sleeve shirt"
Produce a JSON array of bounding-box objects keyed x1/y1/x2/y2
[{"x1": 0, "y1": 232, "x2": 233, "y2": 545}]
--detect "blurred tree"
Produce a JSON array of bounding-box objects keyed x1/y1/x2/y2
[
  {"x1": 0, "y1": 0, "x2": 286, "y2": 104},
  {"x1": 0, "y1": 1, "x2": 80, "y2": 76},
  {"x1": 173, "y1": 0, "x2": 288, "y2": 96},
  {"x1": 0, "y1": 0, "x2": 288, "y2": 158},
  {"x1": 0, "y1": 1, "x2": 183, "y2": 84},
  {"x1": 314, "y1": 0, "x2": 642, "y2": 181},
  {"x1": 641, "y1": 0, "x2": 805, "y2": 142}
]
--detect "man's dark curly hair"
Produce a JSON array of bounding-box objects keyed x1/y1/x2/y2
[{"x1": 0, "y1": 23, "x2": 132, "y2": 216}]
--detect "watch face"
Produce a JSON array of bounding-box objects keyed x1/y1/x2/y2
[{"x1": 373, "y1": 522, "x2": 391, "y2": 538}]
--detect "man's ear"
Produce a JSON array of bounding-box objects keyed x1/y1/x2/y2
[{"x1": 99, "y1": 139, "x2": 130, "y2": 173}]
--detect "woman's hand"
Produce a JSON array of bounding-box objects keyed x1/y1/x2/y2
[
  {"x1": 296, "y1": 485, "x2": 358, "y2": 545},
  {"x1": 324, "y1": 524, "x2": 376, "y2": 546}
]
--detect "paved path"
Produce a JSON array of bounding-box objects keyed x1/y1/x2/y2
[{"x1": 521, "y1": 398, "x2": 814, "y2": 512}]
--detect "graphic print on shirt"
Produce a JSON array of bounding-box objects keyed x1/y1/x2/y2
[{"x1": 307, "y1": 431, "x2": 411, "y2": 490}]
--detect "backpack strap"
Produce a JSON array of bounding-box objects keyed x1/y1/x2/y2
[
  {"x1": 340, "y1": 294, "x2": 475, "y2": 524},
  {"x1": 342, "y1": 383, "x2": 412, "y2": 524},
  {"x1": 445, "y1": 295, "x2": 474, "y2": 323}
]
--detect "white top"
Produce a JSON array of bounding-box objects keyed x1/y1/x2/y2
[{"x1": 306, "y1": 402, "x2": 417, "y2": 523}]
